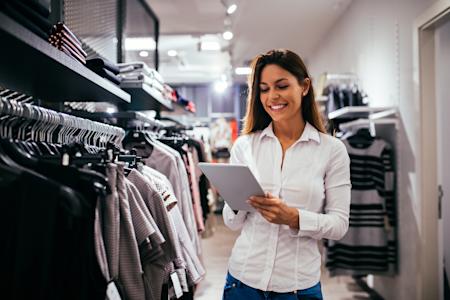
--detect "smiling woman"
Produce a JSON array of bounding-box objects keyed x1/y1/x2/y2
[{"x1": 221, "y1": 49, "x2": 351, "y2": 300}]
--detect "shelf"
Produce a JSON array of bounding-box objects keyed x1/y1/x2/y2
[
  {"x1": 339, "y1": 118, "x2": 399, "y2": 131},
  {"x1": 328, "y1": 106, "x2": 396, "y2": 120},
  {"x1": 119, "y1": 82, "x2": 173, "y2": 111},
  {"x1": 0, "y1": 13, "x2": 130, "y2": 103},
  {"x1": 161, "y1": 101, "x2": 195, "y2": 115}
]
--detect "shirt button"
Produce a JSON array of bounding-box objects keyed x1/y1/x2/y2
[{"x1": 232, "y1": 283, "x2": 236, "y2": 287}]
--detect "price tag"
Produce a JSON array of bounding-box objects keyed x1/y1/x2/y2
[
  {"x1": 106, "y1": 281, "x2": 122, "y2": 300},
  {"x1": 170, "y1": 272, "x2": 183, "y2": 298}
]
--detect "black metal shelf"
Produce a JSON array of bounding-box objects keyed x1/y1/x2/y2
[
  {"x1": 0, "y1": 12, "x2": 131, "y2": 103},
  {"x1": 119, "y1": 82, "x2": 173, "y2": 111}
]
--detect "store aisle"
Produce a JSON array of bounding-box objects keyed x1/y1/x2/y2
[{"x1": 195, "y1": 215, "x2": 369, "y2": 300}]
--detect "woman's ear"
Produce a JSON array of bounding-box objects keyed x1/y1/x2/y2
[{"x1": 301, "y1": 78, "x2": 311, "y2": 96}]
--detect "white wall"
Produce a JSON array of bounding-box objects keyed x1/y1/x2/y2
[
  {"x1": 308, "y1": 0, "x2": 437, "y2": 299},
  {"x1": 435, "y1": 17, "x2": 450, "y2": 296}
]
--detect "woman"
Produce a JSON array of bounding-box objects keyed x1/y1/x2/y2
[{"x1": 222, "y1": 49, "x2": 351, "y2": 300}]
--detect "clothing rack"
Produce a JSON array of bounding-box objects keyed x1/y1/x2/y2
[
  {"x1": 0, "y1": 97, "x2": 125, "y2": 148},
  {"x1": 67, "y1": 110, "x2": 165, "y2": 131}
]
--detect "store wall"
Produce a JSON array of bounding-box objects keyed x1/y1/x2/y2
[
  {"x1": 435, "y1": 17, "x2": 450, "y2": 296},
  {"x1": 307, "y1": 0, "x2": 437, "y2": 299}
]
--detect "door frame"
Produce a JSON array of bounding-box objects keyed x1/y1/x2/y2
[{"x1": 415, "y1": 1, "x2": 450, "y2": 299}]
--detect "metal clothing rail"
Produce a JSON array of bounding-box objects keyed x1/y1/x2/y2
[{"x1": 0, "y1": 97, "x2": 125, "y2": 148}]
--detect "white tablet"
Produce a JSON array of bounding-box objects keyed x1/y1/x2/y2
[{"x1": 198, "y1": 163, "x2": 265, "y2": 212}]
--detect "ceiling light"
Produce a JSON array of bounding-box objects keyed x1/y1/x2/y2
[
  {"x1": 124, "y1": 37, "x2": 156, "y2": 51},
  {"x1": 222, "y1": 31, "x2": 233, "y2": 40},
  {"x1": 139, "y1": 50, "x2": 149, "y2": 57},
  {"x1": 167, "y1": 50, "x2": 178, "y2": 57},
  {"x1": 106, "y1": 107, "x2": 116, "y2": 114},
  {"x1": 227, "y1": 3, "x2": 237, "y2": 14},
  {"x1": 214, "y1": 80, "x2": 228, "y2": 93},
  {"x1": 200, "y1": 41, "x2": 221, "y2": 51},
  {"x1": 235, "y1": 67, "x2": 251, "y2": 75},
  {"x1": 222, "y1": 0, "x2": 238, "y2": 15}
]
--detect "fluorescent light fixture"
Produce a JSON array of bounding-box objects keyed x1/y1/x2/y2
[
  {"x1": 222, "y1": 31, "x2": 233, "y2": 40},
  {"x1": 227, "y1": 3, "x2": 237, "y2": 14},
  {"x1": 235, "y1": 67, "x2": 251, "y2": 75},
  {"x1": 106, "y1": 107, "x2": 116, "y2": 114},
  {"x1": 200, "y1": 41, "x2": 221, "y2": 51},
  {"x1": 214, "y1": 80, "x2": 228, "y2": 93},
  {"x1": 167, "y1": 50, "x2": 178, "y2": 57},
  {"x1": 139, "y1": 50, "x2": 149, "y2": 57},
  {"x1": 124, "y1": 37, "x2": 156, "y2": 51}
]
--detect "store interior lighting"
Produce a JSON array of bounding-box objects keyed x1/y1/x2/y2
[
  {"x1": 221, "y1": 0, "x2": 237, "y2": 15},
  {"x1": 124, "y1": 37, "x2": 156, "y2": 51},
  {"x1": 214, "y1": 80, "x2": 228, "y2": 93},
  {"x1": 200, "y1": 41, "x2": 221, "y2": 51},
  {"x1": 222, "y1": 30, "x2": 233, "y2": 40},
  {"x1": 139, "y1": 50, "x2": 149, "y2": 57},
  {"x1": 167, "y1": 50, "x2": 178, "y2": 57},
  {"x1": 235, "y1": 67, "x2": 251, "y2": 75}
]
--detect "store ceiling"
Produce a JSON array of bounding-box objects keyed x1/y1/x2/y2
[{"x1": 148, "y1": 0, "x2": 353, "y2": 84}]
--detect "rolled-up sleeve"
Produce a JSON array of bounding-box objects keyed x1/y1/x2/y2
[
  {"x1": 222, "y1": 137, "x2": 248, "y2": 231},
  {"x1": 290, "y1": 141, "x2": 351, "y2": 240}
]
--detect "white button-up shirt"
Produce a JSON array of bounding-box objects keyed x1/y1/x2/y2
[{"x1": 223, "y1": 122, "x2": 351, "y2": 292}]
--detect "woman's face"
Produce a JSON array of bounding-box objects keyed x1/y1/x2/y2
[{"x1": 259, "y1": 64, "x2": 309, "y2": 125}]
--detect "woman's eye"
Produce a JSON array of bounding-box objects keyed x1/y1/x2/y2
[
  {"x1": 260, "y1": 88, "x2": 269, "y2": 93},
  {"x1": 278, "y1": 85, "x2": 288, "y2": 89}
]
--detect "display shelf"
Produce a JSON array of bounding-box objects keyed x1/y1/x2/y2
[
  {"x1": 161, "y1": 101, "x2": 195, "y2": 115},
  {"x1": 119, "y1": 82, "x2": 173, "y2": 111},
  {"x1": 328, "y1": 106, "x2": 396, "y2": 120},
  {"x1": 339, "y1": 118, "x2": 399, "y2": 132},
  {"x1": 0, "y1": 13, "x2": 131, "y2": 103}
]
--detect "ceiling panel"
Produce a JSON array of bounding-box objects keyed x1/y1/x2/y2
[{"x1": 148, "y1": 0, "x2": 353, "y2": 84}]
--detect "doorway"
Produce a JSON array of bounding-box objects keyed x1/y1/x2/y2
[{"x1": 416, "y1": 2, "x2": 450, "y2": 299}]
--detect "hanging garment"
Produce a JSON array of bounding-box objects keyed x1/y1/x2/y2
[{"x1": 326, "y1": 133, "x2": 396, "y2": 276}]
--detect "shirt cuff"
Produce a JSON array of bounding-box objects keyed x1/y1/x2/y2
[{"x1": 289, "y1": 209, "x2": 319, "y2": 237}]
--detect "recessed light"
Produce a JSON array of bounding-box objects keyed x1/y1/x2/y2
[
  {"x1": 139, "y1": 50, "x2": 149, "y2": 57},
  {"x1": 200, "y1": 41, "x2": 221, "y2": 51},
  {"x1": 168, "y1": 50, "x2": 178, "y2": 57},
  {"x1": 222, "y1": 31, "x2": 233, "y2": 40},
  {"x1": 227, "y1": 4, "x2": 237, "y2": 14},
  {"x1": 235, "y1": 67, "x2": 251, "y2": 75},
  {"x1": 124, "y1": 37, "x2": 156, "y2": 50}
]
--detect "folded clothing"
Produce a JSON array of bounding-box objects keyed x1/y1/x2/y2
[
  {"x1": 95, "y1": 68, "x2": 121, "y2": 85},
  {"x1": 49, "y1": 35, "x2": 86, "y2": 61},
  {"x1": 1, "y1": 1, "x2": 49, "y2": 40},
  {"x1": 86, "y1": 58, "x2": 120, "y2": 75},
  {"x1": 50, "y1": 42, "x2": 86, "y2": 65},
  {"x1": 119, "y1": 73, "x2": 164, "y2": 93},
  {"x1": 19, "y1": 0, "x2": 50, "y2": 18},
  {"x1": 7, "y1": 0, "x2": 52, "y2": 33},
  {"x1": 117, "y1": 61, "x2": 164, "y2": 84},
  {"x1": 47, "y1": 22, "x2": 86, "y2": 65},
  {"x1": 50, "y1": 31, "x2": 87, "y2": 57},
  {"x1": 51, "y1": 22, "x2": 82, "y2": 46}
]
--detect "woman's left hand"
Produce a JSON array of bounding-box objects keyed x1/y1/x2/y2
[{"x1": 248, "y1": 192, "x2": 299, "y2": 229}]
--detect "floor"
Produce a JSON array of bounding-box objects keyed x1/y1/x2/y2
[{"x1": 195, "y1": 215, "x2": 370, "y2": 300}]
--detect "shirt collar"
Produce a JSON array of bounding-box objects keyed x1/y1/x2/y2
[{"x1": 260, "y1": 122, "x2": 321, "y2": 144}]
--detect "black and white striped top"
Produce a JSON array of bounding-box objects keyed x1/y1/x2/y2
[{"x1": 326, "y1": 137, "x2": 397, "y2": 276}]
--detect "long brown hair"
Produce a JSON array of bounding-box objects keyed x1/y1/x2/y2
[{"x1": 242, "y1": 49, "x2": 326, "y2": 135}]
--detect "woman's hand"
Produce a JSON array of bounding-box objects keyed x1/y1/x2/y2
[{"x1": 248, "y1": 192, "x2": 299, "y2": 229}]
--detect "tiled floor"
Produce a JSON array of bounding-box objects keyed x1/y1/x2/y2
[{"x1": 195, "y1": 215, "x2": 369, "y2": 300}]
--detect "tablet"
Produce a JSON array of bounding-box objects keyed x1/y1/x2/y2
[{"x1": 198, "y1": 163, "x2": 265, "y2": 212}]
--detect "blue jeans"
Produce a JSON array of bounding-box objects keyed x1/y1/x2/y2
[{"x1": 222, "y1": 272, "x2": 323, "y2": 300}]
